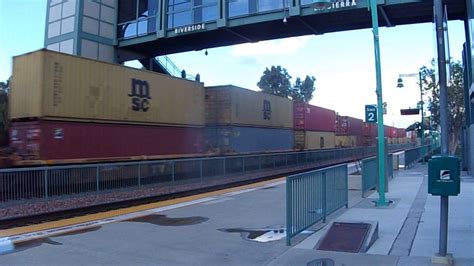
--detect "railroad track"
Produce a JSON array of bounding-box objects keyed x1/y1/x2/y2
[{"x1": 0, "y1": 163, "x2": 335, "y2": 230}]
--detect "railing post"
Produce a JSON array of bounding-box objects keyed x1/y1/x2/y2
[
  {"x1": 286, "y1": 176, "x2": 292, "y2": 246},
  {"x1": 138, "y1": 162, "x2": 141, "y2": 187},
  {"x1": 223, "y1": 158, "x2": 226, "y2": 177},
  {"x1": 242, "y1": 157, "x2": 245, "y2": 174},
  {"x1": 96, "y1": 166, "x2": 100, "y2": 192},
  {"x1": 44, "y1": 169, "x2": 49, "y2": 199},
  {"x1": 200, "y1": 160, "x2": 203, "y2": 182},
  {"x1": 322, "y1": 171, "x2": 327, "y2": 223},
  {"x1": 273, "y1": 155, "x2": 276, "y2": 169},
  {"x1": 361, "y1": 159, "x2": 366, "y2": 198},
  {"x1": 171, "y1": 161, "x2": 175, "y2": 184},
  {"x1": 345, "y1": 164, "x2": 349, "y2": 208}
]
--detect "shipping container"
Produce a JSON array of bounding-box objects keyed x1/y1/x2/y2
[
  {"x1": 10, "y1": 50, "x2": 204, "y2": 126},
  {"x1": 205, "y1": 85, "x2": 293, "y2": 128},
  {"x1": 397, "y1": 128, "x2": 406, "y2": 138},
  {"x1": 294, "y1": 130, "x2": 336, "y2": 150},
  {"x1": 10, "y1": 120, "x2": 203, "y2": 160},
  {"x1": 390, "y1": 127, "x2": 398, "y2": 138},
  {"x1": 359, "y1": 136, "x2": 375, "y2": 146},
  {"x1": 335, "y1": 135, "x2": 359, "y2": 148},
  {"x1": 362, "y1": 123, "x2": 377, "y2": 137},
  {"x1": 205, "y1": 126, "x2": 293, "y2": 154},
  {"x1": 293, "y1": 103, "x2": 336, "y2": 132},
  {"x1": 335, "y1": 116, "x2": 363, "y2": 136}
]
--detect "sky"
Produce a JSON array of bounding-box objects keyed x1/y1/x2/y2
[{"x1": 0, "y1": 0, "x2": 468, "y2": 129}]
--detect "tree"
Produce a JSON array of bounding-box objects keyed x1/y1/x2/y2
[
  {"x1": 257, "y1": 66, "x2": 316, "y2": 102},
  {"x1": 257, "y1": 66, "x2": 292, "y2": 98},
  {"x1": 291, "y1": 75, "x2": 316, "y2": 103},
  {"x1": 420, "y1": 60, "x2": 464, "y2": 154},
  {"x1": 0, "y1": 78, "x2": 9, "y2": 147}
]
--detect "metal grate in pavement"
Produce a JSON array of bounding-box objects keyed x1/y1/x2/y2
[{"x1": 317, "y1": 222, "x2": 371, "y2": 253}]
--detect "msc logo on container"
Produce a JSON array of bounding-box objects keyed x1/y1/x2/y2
[
  {"x1": 128, "y1": 79, "x2": 151, "y2": 112},
  {"x1": 263, "y1": 100, "x2": 271, "y2": 120}
]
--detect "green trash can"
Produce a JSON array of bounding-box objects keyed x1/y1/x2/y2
[{"x1": 428, "y1": 156, "x2": 460, "y2": 196}]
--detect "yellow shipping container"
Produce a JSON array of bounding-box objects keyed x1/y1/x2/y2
[
  {"x1": 205, "y1": 85, "x2": 293, "y2": 128},
  {"x1": 294, "y1": 131, "x2": 335, "y2": 150},
  {"x1": 335, "y1": 135, "x2": 358, "y2": 148},
  {"x1": 10, "y1": 50, "x2": 204, "y2": 127}
]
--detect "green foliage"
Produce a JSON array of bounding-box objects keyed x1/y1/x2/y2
[
  {"x1": 420, "y1": 60, "x2": 464, "y2": 154},
  {"x1": 0, "y1": 78, "x2": 9, "y2": 147},
  {"x1": 257, "y1": 66, "x2": 316, "y2": 102},
  {"x1": 291, "y1": 76, "x2": 316, "y2": 103}
]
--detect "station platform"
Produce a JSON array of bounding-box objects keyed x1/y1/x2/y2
[{"x1": 1, "y1": 162, "x2": 473, "y2": 265}]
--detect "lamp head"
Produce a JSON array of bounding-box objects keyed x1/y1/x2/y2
[
  {"x1": 312, "y1": 0, "x2": 334, "y2": 10},
  {"x1": 397, "y1": 77, "x2": 404, "y2": 88}
]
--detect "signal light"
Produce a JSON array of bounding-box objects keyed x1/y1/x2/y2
[{"x1": 400, "y1": 109, "x2": 420, "y2": 115}]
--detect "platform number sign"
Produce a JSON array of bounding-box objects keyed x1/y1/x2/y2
[{"x1": 365, "y1": 105, "x2": 377, "y2": 123}]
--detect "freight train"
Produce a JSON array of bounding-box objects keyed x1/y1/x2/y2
[{"x1": 2, "y1": 50, "x2": 414, "y2": 166}]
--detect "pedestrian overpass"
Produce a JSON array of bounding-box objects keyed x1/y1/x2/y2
[
  {"x1": 44, "y1": 0, "x2": 474, "y2": 171},
  {"x1": 115, "y1": 0, "x2": 466, "y2": 60}
]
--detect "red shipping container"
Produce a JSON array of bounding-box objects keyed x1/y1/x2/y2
[
  {"x1": 362, "y1": 123, "x2": 377, "y2": 137},
  {"x1": 294, "y1": 103, "x2": 336, "y2": 132},
  {"x1": 336, "y1": 116, "x2": 363, "y2": 136},
  {"x1": 10, "y1": 120, "x2": 203, "y2": 161},
  {"x1": 398, "y1": 128, "x2": 406, "y2": 138},
  {"x1": 390, "y1": 127, "x2": 398, "y2": 138},
  {"x1": 384, "y1": 125, "x2": 390, "y2": 137}
]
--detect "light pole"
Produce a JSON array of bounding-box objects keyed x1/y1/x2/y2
[
  {"x1": 397, "y1": 72, "x2": 426, "y2": 164},
  {"x1": 368, "y1": 0, "x2": 388, "y2": 207},
  {"x1": 312, "y1": 0, "x2": 387, "y2": 206}
]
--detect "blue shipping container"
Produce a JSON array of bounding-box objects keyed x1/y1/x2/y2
[{"x1": 205, "y1": 126, "x2": 294, "y2": 154}]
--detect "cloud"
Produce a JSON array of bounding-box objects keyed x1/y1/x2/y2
[{"x1": 232, "y1": 36, "x2": 311, "y2": 57}]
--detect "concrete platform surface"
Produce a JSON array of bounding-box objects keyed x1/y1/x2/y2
[{"x1": 1, "y1": 162, "x2": 473, "y2": 265}]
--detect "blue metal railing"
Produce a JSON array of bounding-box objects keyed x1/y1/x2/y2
[
  {"x1": 404, "y1": 145, "x2": 432, "y2": 168},
  {"x1": 361, "y1": 154, "x2": 394, "y2": 197},
  {"x1": 286, "y1": 163, "x2": 348, "y2": 246},
  {"x1": 0, "y1": 144, "x2": 414, "y2": 206}
]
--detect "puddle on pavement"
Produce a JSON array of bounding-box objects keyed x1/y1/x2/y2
[
  {"x1": 219, "y1": 225, "x2": 287, "y2": 243},
  {"x1": 307, "y1": 258, "x2": 335, "y2": 266},
  {"x1": 126, "y1": 214, "x2": 209, "y2": 226},
  {"x1": 260, "y1": 186, "x2": 277, "y2": 190},
  {"x1": 55, "y1": 226, "x2": 102, "y2": 237},
  {"x1": 2, "y1": 226, "x2": 104, "y2": 255},
  {"x1": 4, "y1": 238, "x2": 62, "y2": 254}
]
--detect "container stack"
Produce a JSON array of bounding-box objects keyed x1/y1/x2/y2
[
  {"x1": 397, "y1": 128, "x2": 407, "y2": 144},
  {"x1": 9, "y1": 50, "x2": 205, "y2": 161},
  {"x1": 388, "y1": 127, "x2": 398, "y2": 144},
  {"x1": 335, "y1": 116, "x2": 363, "y2": 148},
  {"x1": 293, "y1": 103, "x2": 336, "y2": 150},
  {"x1": 361, "y1": 122, "x2": 377, "y2": 146},
  {"x1": 204, "y1": 85, "x2": 294, "y2": 154}
]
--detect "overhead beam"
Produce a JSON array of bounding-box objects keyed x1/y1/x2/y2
[
  {"x1": 378, "y1": 6, "x2": 394, "y2": 27},
  {"x1": 224, "y1": 28, "x2": 255, "y2": 43}
]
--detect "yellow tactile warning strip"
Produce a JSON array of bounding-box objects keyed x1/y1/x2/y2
[{"x1": 0, "y1": 176, "x2": 286, "y2": 239}]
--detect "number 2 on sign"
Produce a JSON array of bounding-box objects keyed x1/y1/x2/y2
[{"x1": 368, "y1": 112, "x2": 375, "y2": 121}]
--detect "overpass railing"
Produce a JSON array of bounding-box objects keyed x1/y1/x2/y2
[
  {"x1": 0, "y1": 144, "x2": 414, "y2": 206},
  {"x1": 286, "y1": 163, "x2": 348, "y2": 246}
]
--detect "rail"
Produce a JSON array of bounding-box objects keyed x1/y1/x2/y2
[
  {"x1": 361, "y1": 154, "x2": 394, "y2": 197},
  {"x1": 404, "y1": 145, "x2": 432, "y2": 168},
  {"x1": 156, "y1": 56, "x2": 182, "y2": 78},
  {"x1": 286, "y1": 163, "x2": 348, "y2": 246},
  {"x1": 0, "y1": 144, "x2": 414, "y2": 206}
]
